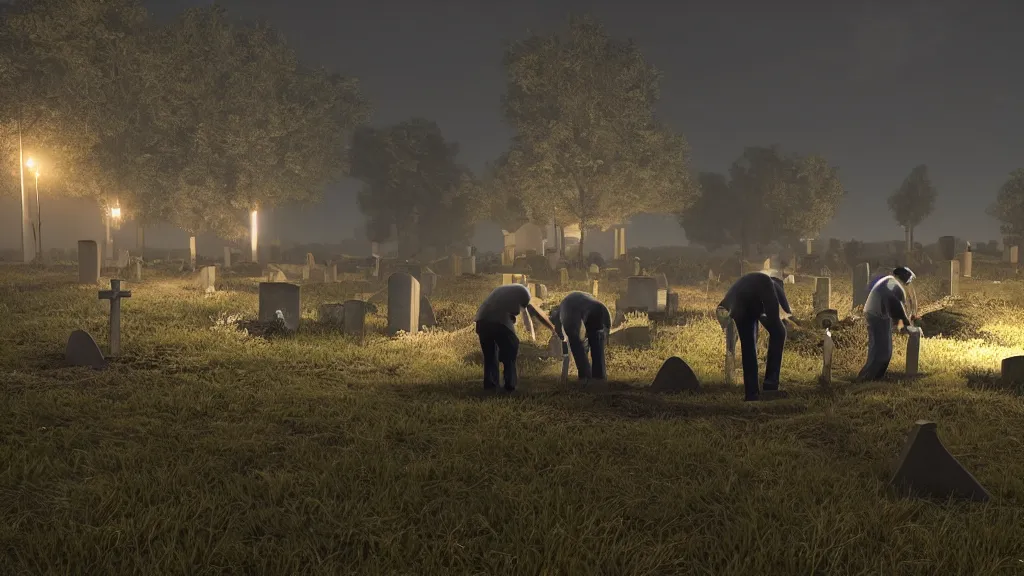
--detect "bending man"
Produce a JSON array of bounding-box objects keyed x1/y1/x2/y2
[
  {"x1": 857, "y1": 266, "x2": 916, "y2": 382},
  {"x1": 475, "y1": 283, "x2": 555, "y2": 391},
  {"x1": 716, "y1": 271, "x2": 794, "y2": 401},
  {"x1": 550, "y1": 291, "x2": 612, "y2": 382}
]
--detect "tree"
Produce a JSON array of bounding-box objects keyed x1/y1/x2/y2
[
  {"x1": 498, "y1": 15, "x2": 698, "y2": 264},
  {"x1": 888, "y1": 164, "x2": 937, "y2": 251},
  {"x1": 679, "y1": 146, "x2": 845, "y2": 256},
  {"x1": 480, "y1": 150, "x2": 530, "y2": 233},
  {"x1": 988, "y1": 169, "x2": 1024, "y2": 241},
  {"x1": 351, "y1": 118, "x2": 478, "y2": 257}
]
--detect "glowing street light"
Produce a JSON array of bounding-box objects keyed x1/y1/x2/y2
[
  {"x1": 250, "y1": 208, "x2": 259, "y2": 263},
  {"x1": 111, "y1": 205, "x2": 122, "y2": 220},
  {"x1": 26, "y1": 157, "x2": 41, "y2": 260}
]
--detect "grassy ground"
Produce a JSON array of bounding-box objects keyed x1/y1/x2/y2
[{"x1": 1, "y1": 262, "x2": 1023, "y2": 575}]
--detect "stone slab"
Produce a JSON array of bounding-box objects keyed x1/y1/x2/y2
[{"x1": 889, "y1": 420, "x2": 990, "y2": 502}]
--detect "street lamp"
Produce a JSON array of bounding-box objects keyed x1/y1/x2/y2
[
  {"x1": 26, "y1": 157, "x2": 41, "y2": 260},
  {"x1": 105, "y1": 200, "x2": 122, "y2": 259}
]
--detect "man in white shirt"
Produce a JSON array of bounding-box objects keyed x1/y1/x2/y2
[
  {"x1": 475, "y1": 284, "x2": 554, "y2": 391},
  {"x1": 856, "y1": 266, "x2": 916, "y2": 381}
]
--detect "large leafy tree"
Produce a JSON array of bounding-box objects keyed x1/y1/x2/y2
[
  {"x1": 887, "y1": 164, "x2": 937, "y2": 251},
  {"x1": 497, "y1": 15, "x2": 697, "y2": 263},
  {"x1": 680, "y1": 146, "x2": 845, "y2": 256},
  {"x1": 988, "y1": 169, "x2": 1024, "y2": 241},
  {"x1": 351, "y1": 118, "x2": 478, "y2": 257}
]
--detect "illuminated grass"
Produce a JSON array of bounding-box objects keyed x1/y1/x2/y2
[{"x1": 0, "y1": 264, "x2": 1023, "y2": 574}]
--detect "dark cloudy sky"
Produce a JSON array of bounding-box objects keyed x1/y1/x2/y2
[{"x1": 3, "y1": 0, "x2": 1021, "y2": 253}]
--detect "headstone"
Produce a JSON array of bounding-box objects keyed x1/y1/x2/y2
[
  {"x1": 462, "y1": 255, "x2": 476, "y2": 275},
  {"x1": 625, "y1": 276, "x2": 658, "y2": 312},
  {"x1": 589, "y1": 263, "x2": 600, "y2": 275},
  {"x1": 419, "y1": 295, "x2": 436, "y2": 329},
  {"x1": 938, "y1": 236, "x2": 956, "y2": 261},
  {"x1": 197, "y1": 265, "x2": 216, "y2": 293},
  {"x1": 943, "y1": 260, "x2": 960, "y2": 297},
  {"x1": 450, "y1": 254, "x2": 463, "y2": 276},
  {"x1": 372, "y1": 255, "x2": 381, "y2": 278},
  {"x1": 905, "y1": 326, "x2": 922, "y2": 376},
  {"x1": 318, "y1": 303, "x2": 345, "y2": 325},
  {"x1": 387, "y1": 272, "x2": 421, "y2": 336},
  {"x1": 650, "y1": 356, "x2": 701, "y2": 393},
  {"x1": 654, "y1": 273, "x2": 668, "y2": 291},
  {"x1": 1012, "y1": 246, "x2": 1019, "y2": 265},
  {"x1": 77, "y1": 240, "x2": 101, "y2": 284},
  {"x1": 889, "y1": 421, "x2": 990, "y2": 502},
  {"x1": 502, "y1": 245, "x2": 515, "y2": 267},
  {"x1": 97, "y1": 279, "x2": 132, "y2": 356},
  {"x1": 306, "y1": 253, "x2": 316, "y2": 267},
  {"x1": 132, "y1": 260, "x2": 142, "y2": 281},
  {"x1": 548, "y1": 333, "x2": 562, "y2": 357},
  {"x1": 421, "y1": 271, "x2": 437, "y2": 298},
  {"x1": 961, "y1": 251, "x2": 972, "y2": 278},
  {"x1": 609, "y1": 325, "x2": 652, "y2": 348},
  {"x1": 819, "y1": 328, "x2": 834, "y2": 387},
  {"x1": 783, "y1": 274, "x2": 795, "y2": 284},
  {"x1": 559, "y1": 268, "x2": 569, "y2": 286},
  {"x1": 762, "y1": 257, "x2": 771, "y2": 271},
  {"x1": 343, "y1": 299, "x2": 366, "y2": 337},
  {"x1": 188, "y1": 236, "x2": 197, "y2": 270},
  {"x1": 813, "y1": 277, "x2": 831, "y2": 311},
  {"x1": 852, "y1": 263, "x2": 871, "y2": 308},
  {"x1": 631, "y1": 258, "x2": 641, "y2": 276},
  {"x1": 65, "y1": 330, "x2": 107, "y2": 369},
  {"x1": 115, "y1": 249, "x2": 130, "y2": 270},
  {"x1": 258, "y1": 282, "x2": 301, "y2": 332},
  {"x1": 223, "y1": 246, "x2": 232, "y2": 269},
  {"x1": 534, "y1": 283, "x2": 548, "y2": 300},
  {"x1": 327, "y1": 261, "x2": 338, "y2": 283},
  {"x1": 666, "y1": 292, "x2": 679, "y2": 317},
  {"x1": 999, "y1": 356, "x2": 1024, "y2": 389},
  {"x1": 370, "y1": 242, "x2": 380, "y2": 257},
  {"x1": 266, "y1": 268, "x2": 287, "y2": 282}
]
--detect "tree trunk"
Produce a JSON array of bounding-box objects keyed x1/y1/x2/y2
[
  {"x1": 910, "y1": 225, "x2": 915, "y2": 250},
  {"x1": 188, "y1": 235, "x2": 197, "y2": 271},
  {"x1": 576, "y1": 222, "x2": 587, "y2": 269},
  {"x1": 904, "y1": 225, "x2": 912, "y2": 255}
]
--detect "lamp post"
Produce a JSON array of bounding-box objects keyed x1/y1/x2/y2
[
  {"x1": 106, "y1": 202, "x2": 122, "y2": 260},
  {"x1": 26, "y1": 158, "x2": 41, "y2": 261},
  {"x1": 17, "y1": 121, "x2": 32, "y2": 263}
]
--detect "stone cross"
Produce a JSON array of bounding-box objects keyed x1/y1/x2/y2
[{"x1": 98, "y1": 279, "x2": 132, "y2": 356}]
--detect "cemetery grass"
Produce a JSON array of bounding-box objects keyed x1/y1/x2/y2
[{"x1": 1, "y1": 265, "x2": 1024, "y2": 575}]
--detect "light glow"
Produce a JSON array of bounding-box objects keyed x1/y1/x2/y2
[
  {"x1": 111, "y1": 206, "x2": 121, "y2": 219},
  {"x1": 25, "y1": 157, "x2": 34, "y2": 169},
  {"x1": 250, "y1": 209, "x2": 259, "y2": 262}
]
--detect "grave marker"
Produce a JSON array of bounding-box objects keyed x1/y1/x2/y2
[
  {"x1": 223, "y1": 246, "x2": 232, "y2": 269},
  {"x1": 306, "y1": 253, "x2": 316, "y2": 267},
  {"x1": 632, "y1": 258, "x2": 641, "y2": 276},
  {"x1": 259, "y1": 282, "x2": 301, "y2": 332},
  {"x1": 98, "y1": 279, "x2": 132, "y2": 356},
  {"x1": 78, "y1": 240, "x2": 101, "y2": 284},
  {"x1": 343, "y1": 299, "x2": 367, "y2": 337},
  {"x1": 942, "y1": 260, "x2": 960, "y2": 297},
  {"x1": 852, "y1": 263, "x2": 871, "y2": 308},
  {"x1": 905, "y1": 326, "x2": 922, "y2": 376},
  {"x1": 450, "y1": 254, "x2": 462, "y2": 276},
  {"x1": 197, "y1": 265, "x2": 216, "y2": 293},
  {"x1": 387, "y1": 272, "x2": 421, "y2": 335},
  {"x1": 961, "y1": 250, "x2": 972, "y2": 278},
  {"x1": 813, "y1": 277, "x2": 831, "y2": 311},
  {"x1": 419, "y1": 295, "x2": 437, "y2": 329},
  {"x1": 559, "y1": 268, "x2": 569, "y2": 286},
  {"x1": 819, "y1": 327, "x2": 834, "y2": 388},
  {"x1": 132, "y1": 260, "x2": 142, "y2": 281},
  {"x1": 588, "y1": 263, "x2": 600, "y2": 275},
  {"x1": 1012, "y1": 245, "x2": 1019, "y2": 264},
  {"x1": 463, "y1": 255, "x2": 476, "y2": 275},
  {"x1": 624, "y1": 276, "x2": 658, "y2": 312},
  {"x1": 889, "y1": 420, "x2": 990, "y2": 502},
  {"x1": 327, "y1": 261, "x2": 338, "y2": 283},
  {"x1": 65, "y1": 330, "x2": 107, "y2": 369},
  {"x1": 650, "y1": 356, "x2": 701, "y2": 393}
]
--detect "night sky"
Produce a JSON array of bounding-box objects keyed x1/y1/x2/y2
[{"x1": 4, "y1": 0, "x2": 1022, "y2": 253}]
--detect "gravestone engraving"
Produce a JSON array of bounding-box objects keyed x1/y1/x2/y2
[
  {"x1": 78, "y1": 240, "x2": 101, "y2": 284},
  {"x1": 938, "y1": 236, "x2": 956, "y2": 261},
  {"x1": 387, "y1": 272, "x2": 421, "y2": 335},
  {"x1": 65, "y1": 330, "x2": 107, "y2": 369},
  {"x1": 813, "y1": 277, "x2": 831, "y2": 311},
  {"x1": 650, "y1": 356, "x2": 701, "y2": 393},
  {"x1": 318, "y1": 303, "x2": 345, "y2": 325},
  {"x1": 343, "y1": 299, "x2": 366, "y2": 337},
  {"x1": 852, "y1": 263, "x2": 871, "y2": 308},
  {"x1": 943, "y1": 260, "x2": 960, "y2": 297},
  {"x1": 889, "y1": 420, "x2": 990, "y2": 502},
  {"x1": 258, "y1": 282, "x2": 301, "y2": 332},
  {"x1": 419, "y1": 295, "x2": 436, "y2": 329},
  {"x1": 198, "y1": 266, "x2": 216, "y2": 293},
  {"x1": 98, "y1": 279, "x2": 131, "y2": 356},
  {"x1": 905, "y1": 326, "x2": 922, "y2": 376}
]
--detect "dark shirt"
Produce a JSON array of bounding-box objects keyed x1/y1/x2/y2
[
  {"x1": 551, "y1": 291, "x2": 610, "y2": 339},
  {"x1": 718, "y1": 272, "x2": 792, "y2": 321},
  {"x1": 475, "y1": 284, "x2": 531, "y2": 332}
]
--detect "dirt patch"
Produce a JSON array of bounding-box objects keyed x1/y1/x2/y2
[{"x1": 917, "y1": 307, "x2": 985, "y2": 340}]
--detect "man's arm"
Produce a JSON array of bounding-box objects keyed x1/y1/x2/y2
[
  {"x1": 890, "y1": 291, "x2": 912, "y2": 326},
  {"x1": 775, "y1": 285, "x2": 793, "y2": 316}
]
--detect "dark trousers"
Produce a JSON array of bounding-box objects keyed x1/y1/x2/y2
[
  {"x1": 476, "y1": 321, "x2": 520, "y2": 389},
  {"x1": 731, "y1": 314, "x2": 787, "y2": 400},
  {"x1": 567, "y1": 320, "x2": 607, "y2": 380},
  {"x1": 857, "y1": 313, "x2": 893, "y2": 381}
]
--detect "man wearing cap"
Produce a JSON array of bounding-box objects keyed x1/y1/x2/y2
[
  {"x1": 857, "y1": 266, "x2": 917, "y2": 381},
  {"x1": 550, "y1": 291, "x2": 612, "y2": 383},
  {"x1": 716, "y1": 270, "x2": 795, "y2": 401},
  {"x1": 475, "y1": 283, "x2": 555, "y2": 391}
]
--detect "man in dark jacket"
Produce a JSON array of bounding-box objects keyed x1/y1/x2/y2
[
  {"x1": 716, "y1": 271, "x2": 794, "y2": 401},
  {"x1": 475, "y1": 284, "x2": 555, "y2": 391},
  {"x1": 550, "y1": 291, "x2": 612, "y2": 382},
  {"x1": 856, "y1": 266, "x2": 916, "y2": 381}
]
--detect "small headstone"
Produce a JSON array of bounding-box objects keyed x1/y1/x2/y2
[
  {"x1": 961, "y1": 251, "x2": 972, "y2": 278},
  {"x1": 65, "y1": 330, "x2": 107, "y2": 369},
  {"x1": 371, "y1": 255, "x2": 381, "y2": 278},
  {"x1": 588, "y1": 263, "x2": 599, "y2": 275},
  {"x1": 943, "y1": 260, "x2": 960, "y2": 297},
  {"x1": 266, "y1": 268, "x2": 287, "y2": 283},
  {"x1": 77, "y1": 240, "x2": 101, "y2": 284},
  {"x1": 631, "y1": 258, "x2": 641, "y2": 276},
  {"x1": 343, "y1": 299, "x2": 366, "y2": 337},
  {"x1": 132, "y1": 260, "x2": 142, "y2": 281},
  {"x1": 197, "y1": 266, "x2": 216, "y2": 293},
  {"x1": 559, "y1": 268, "x2": 569, "y2": 286},
  {"x1": 327, "y1": 261, "x2": 338, "y2": 283},
  {"x1": 421, "y1": 271, "x2": 438, "y2": 298},
  {"x1": 534, "y1": 283, "x2": 548, "y2": 300},
  {"x1": 306, "y1": 253, "x2": 316, "y2": 267},
  {"x1": 999, "y1": 356, "x2": 1024, "y2": 390},
  {"x1": 889, "y1": 420, "x2": 990, "y2": 502},
  {"x1": 852, "y1": 263, "x2": 870, "y2": 308},
  {"x1": 784, "y1": 274, "x2": 795, "y2": 284},
  {"x1": 447, "y1": 253, "x2": 462, "y2": 276},
  {"x1": 625, "y1": 276, "x2": 658, "y2": 312},
  {"x1": 650, "y1": 356, "x2": 701, "y2": 393},
  {"x1": 589, "y1": 279, "x2": 599, "y2": 297},
  {"x1": 223, "y1": 246, "x2": 232, "y2": 269},
  {"x1": 318, "y1": 303, "x2": 346, "y2": 325},
  {"x1": 462, "y1": 255, "x2": 476, "y2": 275},
  {"x1": 813, "y1": 277, "x2": 831, "y2": 311},
  {"x1": 609, "y1": 325, "x2": 652, "y2": 348},
  {"x1": 419, "y1": 295, "x2": 436, "y2": 329},
  {"x1": 258, "y1": 282, "x2": 301, "y2": 332},
  {"x1": 548, "y1": 333, "x2": 562, "y2": 357},
  {"x1": 115, "y1": 249, "x2": 130, "y2": 270},
  {"x1": 387, "y1": 272, "x2": 421, "y2": 336},
  {"x1": 762, "y1": 257, "x2": 771, "y2": 271},
  {"x1": 905, "y1": 326, "x2": 922, "y2": 376}
]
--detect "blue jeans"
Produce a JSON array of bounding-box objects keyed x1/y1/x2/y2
[
  {"x1": 731, "y1": 313, "x2": 787, "y2": 400},
  {"x1": 567, "y1": 323, "x2": 607, "y2": 380},
  {"x1": 857, "y1": 313, "x2": 893, "y2": 381},
  {"x1": 476, "y1": 321, "x2": 519, "y2": 390}
]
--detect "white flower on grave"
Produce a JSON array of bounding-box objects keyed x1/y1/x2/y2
[{"x1": 275, "y1": 310, "x2": 285, "y2": 321}]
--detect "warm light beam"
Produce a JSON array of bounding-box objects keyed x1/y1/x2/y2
[
  {"x1": 111, "y1": 206, "x2": 121, "y2": 219},
  {"x1": 250, "y1": 209, "x2": 259, "y2": 263}
]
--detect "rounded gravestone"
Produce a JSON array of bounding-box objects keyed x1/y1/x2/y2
[
  {"x1": 650, "y1": 356, "x2": 700, "y2": 393},
  {"x1": 999, "y1": 356, "x2": 1024, "y2": 389},
  {"x1": 65, "y1": 330, "x2": 107, "y2": 369}
]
